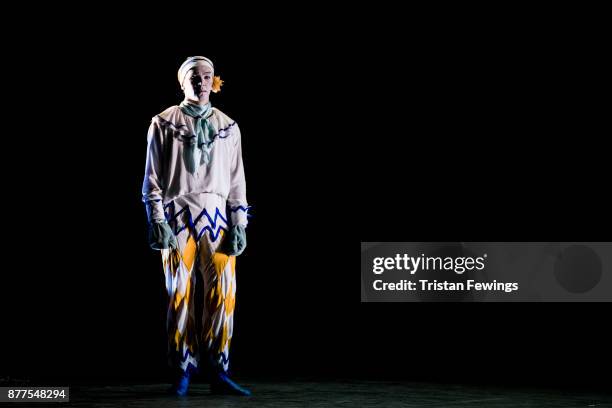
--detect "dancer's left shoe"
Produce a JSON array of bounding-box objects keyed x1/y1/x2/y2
[{"x1": 210, "y1": 371, "x2": 251, "y2": 396}]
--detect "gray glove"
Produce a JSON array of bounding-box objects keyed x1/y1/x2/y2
[
  {"x1": 148, "y1": 220, "x2": 178, "y2": 250},
  {"x1": 224, "y1": 225, "x2": 247, "y2": 256}
]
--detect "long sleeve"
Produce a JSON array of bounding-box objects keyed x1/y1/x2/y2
[
  {"x1": 142, "y1": 118, "x2": 167, "y2": 223},
  {"x1": 227, "y1": 124, "x2": 249, "y2": 226}
]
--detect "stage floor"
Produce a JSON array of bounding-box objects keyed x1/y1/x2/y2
[{"x1": 58, "y1": 380, "x2": 611, "y2": 407}]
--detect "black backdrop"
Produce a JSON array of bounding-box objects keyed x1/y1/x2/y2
[{"x1": 2, "y1": 21, "x2": 610, "y2": 391}]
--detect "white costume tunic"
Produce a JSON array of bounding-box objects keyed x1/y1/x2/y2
[
  {"x1": 143, "y1": 105, "x2": 249, "y2": 228},
  {"x1": 142, "y1": 104, "x2": 249, "y2": 374}
]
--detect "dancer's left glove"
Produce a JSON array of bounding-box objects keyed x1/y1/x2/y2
[{"x1": 224, "y1": 225, "x2": 247, "y2": 256}]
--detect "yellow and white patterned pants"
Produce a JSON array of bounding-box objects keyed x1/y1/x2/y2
[{"x1": 160, "y1": 193, "x2": 238, "y2": 375}]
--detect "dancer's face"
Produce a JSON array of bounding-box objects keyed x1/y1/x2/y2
[{"x1": 182, "y1": 63, "x2": 213, "y2": 105}]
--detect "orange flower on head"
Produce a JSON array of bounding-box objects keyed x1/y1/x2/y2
[{"x1": 212, "y1": 76, "x2": 224, "y2": 93}]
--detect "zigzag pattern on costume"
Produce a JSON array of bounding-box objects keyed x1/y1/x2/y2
[
  {"x1": 157, "y1": 116, "x2": 236, "y2": 144},
  {"x1": 229, "y1": 205, "x2": 251, "y2": 212},
  {"x1": 179, "y1": 346, "x2": 199, "y2": 376},
  {"x1": 163, "y1": 202, "x2": 251, "y2": 242},
  {"x1": 218, "y1": 351, "x2": 229, "y2": 366}
]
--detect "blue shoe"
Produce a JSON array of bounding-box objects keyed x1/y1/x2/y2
[
  {"x1": 168, "y1": 371, "x2": 190, "y2": 396},
  {"x1": 210, "y1": 371, "x2": 251, "y2": 396}
]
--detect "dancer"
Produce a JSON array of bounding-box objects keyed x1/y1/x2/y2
[{"x1": 142, "y1": 56, "x2": 251, "y2": 396}]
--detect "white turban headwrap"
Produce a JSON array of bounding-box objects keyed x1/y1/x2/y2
[{"x1": 178, "y1": 56, "x2": 214, "y2": 86}]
